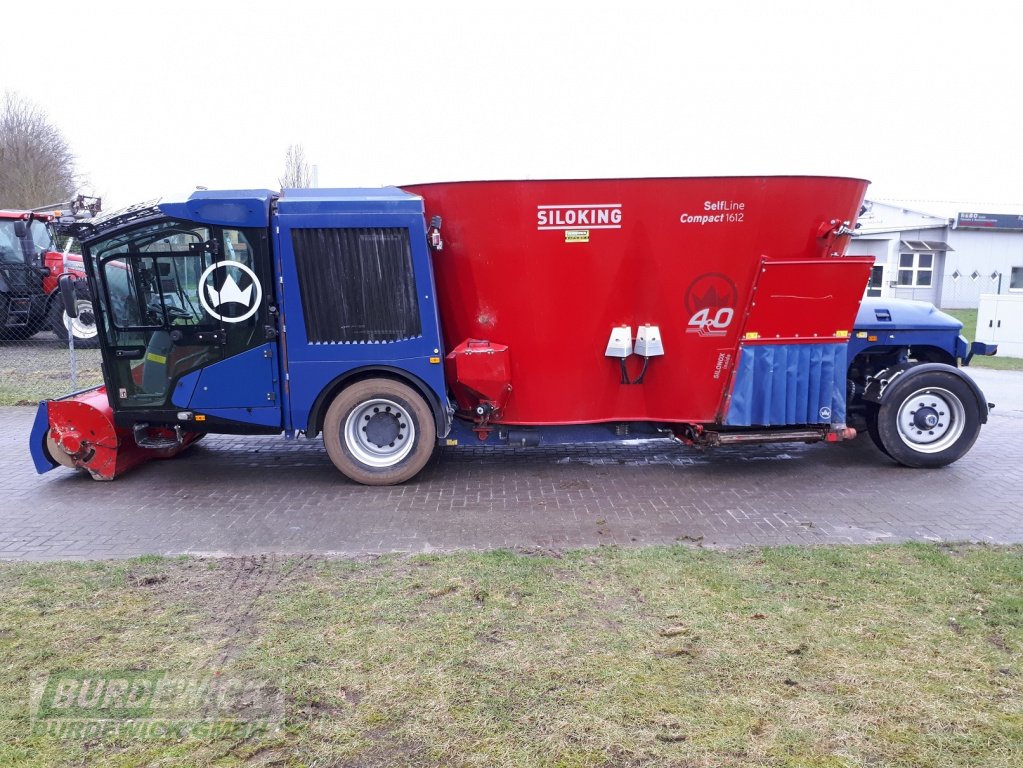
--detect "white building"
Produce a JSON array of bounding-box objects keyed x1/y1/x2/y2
[{"x1": 847, "y1": 200, "x2": 1023, "y2": 308}]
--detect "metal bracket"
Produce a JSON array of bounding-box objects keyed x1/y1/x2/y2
[{"x1": 132, "y1": 423, "x2": 184, "y2": 450}]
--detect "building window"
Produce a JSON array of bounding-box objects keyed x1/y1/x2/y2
[
  {"x1": 898, "y1": 252, "x2": 933, "y2": 287},
  {"x1": 1011, "y1": 266, "x2": 1023, "y2": 292},
  {"x1": 867, "y1": 265, "x2": 884, "y2": 297}
]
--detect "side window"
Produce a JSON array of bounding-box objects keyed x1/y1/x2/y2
[
  {"x1": 0, "y1": 222, "x2": 18, "y2": 263},
  {"x1": 90, "y1": 220, "x2": 271, "y2": 409},
  {"x1": 103, "y1": 252, "x2": 217, "y2": 330},
  {"x1": 195, "y1": 229, "x2": 265, "y2": 330},
  {"x1": 102, "y1": 259, "x2": 146, "y2": 328},
  {"x1": 101, "y1": 226, "x2": 210, "y2": 331},
  {"x1": 98, "y1": 225, "x2": 267, "y2": 334},
  {"x1": 30, "y1": 220, "x2": 54, "y2": 254},
  {"x1": 223, "y1": 229, "x2": 255, "y2": 267}
]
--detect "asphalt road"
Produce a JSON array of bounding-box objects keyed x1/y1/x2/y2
[{"x1": 1, "y1": 367, "x2": 1021, "y2": 561}]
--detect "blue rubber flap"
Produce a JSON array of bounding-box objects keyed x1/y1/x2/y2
[{"x1": 726, "y1": 343, "x2": 847, "y2": 426}]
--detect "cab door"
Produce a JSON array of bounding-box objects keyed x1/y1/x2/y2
[{"x1": 94, "y1": 220, "x2": 280, "y2": 428}]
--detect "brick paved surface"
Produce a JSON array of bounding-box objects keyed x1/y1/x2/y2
[{"x1": 1, "y1": 368, "x2": 1020, "y2": 560}]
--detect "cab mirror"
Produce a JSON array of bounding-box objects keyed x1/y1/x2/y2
[
  {"x1": 13, "y1": 220, "x2": 27, "y2": 238},
  {"x1": 58, "y1": 274, "x2": 79, "y2": 318}
]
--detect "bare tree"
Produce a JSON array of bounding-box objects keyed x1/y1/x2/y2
[
  {"x1": 280, "y1": 144, "x2": 312, "y2": 188},
  {"x1": 0, "y1": 91, "x2": 76, "y2": 209}
]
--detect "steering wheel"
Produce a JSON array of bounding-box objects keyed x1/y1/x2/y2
[{"x1": 145, "y1": 303, "x2": 191, "y2": 324}]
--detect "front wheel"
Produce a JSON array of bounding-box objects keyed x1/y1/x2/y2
[
  {"x1": 50, "y1": 295, "x2": 99, "y2": 348},
  {"x1": 322, "y1": 379, "x2": 436, "y2": 485},
  {"x1": 875, "y1": 371, "x2": 981, "y2": 468}
]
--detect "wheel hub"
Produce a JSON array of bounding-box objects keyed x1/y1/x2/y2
[
  {"x1": 365, "y1": 410, "x2": 401, "y2": 447},
  {"x1": 912, "y1": 407, "x2": 940, "y2": 430}
]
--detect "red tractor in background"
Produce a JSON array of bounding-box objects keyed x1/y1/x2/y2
[{"x1": 0, "y1": 195, "x2": 101, "y2": 346}]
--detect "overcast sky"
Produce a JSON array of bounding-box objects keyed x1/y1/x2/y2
[{"x1": 4, "y1": 1, "x2": 1020, "y2": 211}]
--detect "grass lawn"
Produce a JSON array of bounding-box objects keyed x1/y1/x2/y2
[
  {"x1": 0, "y1": 370, "x2": 103, "y2": 407},
  {"x1": 0, "y1": 343, "x2": 103, "y2": 406},
  {"x1": 943, "y1": 308, "x2": 1023, "y2": 371},
  {"x1": 1, "y1": 544, "x2": 1021, "y2": 766}
]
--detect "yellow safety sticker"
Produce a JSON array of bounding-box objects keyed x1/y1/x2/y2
[
  {"x1": 145, "y1": 352, "x2": 167, "y2": 364},
  {"x1": 446, "y1": 439, "x2": 458, "y2": 446},
  {"x1": 743, "y1": 331, "x2": 760, "y2": 340},
  {"x1": 835, "y1": 330, "x2": 849, "y2": 338},
  {"x1": 565, "y1": 230, "x2": 590, "y2": 243}
]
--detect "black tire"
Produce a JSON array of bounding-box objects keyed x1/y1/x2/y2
[
  {"x1": 322, "y1": 378, "x2": 436, "y2": 485},
  {"x1": 49, "y1": 294, "x2": 99, "y2": 348},
  {"x1": 875, "y1": 371, "x2": 981, "y2": 468},
  {"x1": 0, "y1": 324, "x2": 37, "y2": 341},
  {"x1": 864, "y1": 405, "x2": 890, "y2": 457}
]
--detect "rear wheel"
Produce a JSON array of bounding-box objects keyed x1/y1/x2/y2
[
  {"x1": 322, "y1": 379, "x2": 436, "y2": 485},
  {"x1": 50, "y1": 294, "x2": 99, "y2": 348},
  {"x1": 0, "y1": 325, "x2": 37, "y2": 340},
  {"x1": 875, "y1": 371, "x2": 981, "y2": 468},
  {"x1": 864, "y1": 406, "x2": 890, "y2": 457}
]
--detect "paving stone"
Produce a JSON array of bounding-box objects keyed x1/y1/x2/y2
[{"x1": 2, "y1": 373, "x2": 1022, "y2": 561}]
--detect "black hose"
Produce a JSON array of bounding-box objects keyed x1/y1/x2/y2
[{"x1": 633, "y1": 357, "x2": 650, "y2": 385}]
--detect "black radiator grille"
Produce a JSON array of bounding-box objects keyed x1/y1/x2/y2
[{"x1": 292, "y1": 227, "x2": 421, "y2": 343}]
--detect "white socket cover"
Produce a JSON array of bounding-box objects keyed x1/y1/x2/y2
[
  {"x1": 635, "y1": 325, "x2": 664, "y2": 357},
  {"x1": 604, "y1": 326, "x2": 633, "y2": 358}
]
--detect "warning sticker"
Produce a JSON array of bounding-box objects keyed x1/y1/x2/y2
[{"x1": 565, "y1": 230, "x2": 590, "y2": 243}]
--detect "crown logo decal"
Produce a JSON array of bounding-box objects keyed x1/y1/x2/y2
[
  {"x1": 207, "y1": 275, "x2": 253, "y2": 308},
  {"x1": 197, "y1": 260, "x2": 263, "y2": 324}
]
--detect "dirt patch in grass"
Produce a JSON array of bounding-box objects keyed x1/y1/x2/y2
[{"x1": 1, "y1": 544, "x2": 1021, "y2": 766}]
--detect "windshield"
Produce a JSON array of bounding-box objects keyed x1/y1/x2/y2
[
  {"x1": 29, "y1": 219, "x2": 55, "y2": 254},
  {"x1": 0, "y1": 220, "x2": 24, "y2": 264},
  {"x1": 0, "y1": 218, "x2": 53, "y2": 264}
]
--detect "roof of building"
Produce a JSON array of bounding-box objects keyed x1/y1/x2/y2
[{"x1": 873, "y1": 198, "x2": 1023, "y2": 220}]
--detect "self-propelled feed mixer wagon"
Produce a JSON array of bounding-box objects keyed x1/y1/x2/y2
[{"x1": 31, "y1": 176, "x2": 996, "y2": 484}]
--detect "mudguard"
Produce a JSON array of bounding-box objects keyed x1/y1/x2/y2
[
  {"x1": 861, "y1": 362, "x2": 990, "y2": 424},
  {"x1": 29, "y1": 400, "x2": 57, "y2": 473}
]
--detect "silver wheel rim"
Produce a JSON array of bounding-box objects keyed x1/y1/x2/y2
[
  {"x1": 896, "y1": 387, "x2": 966, "y2": 454},
  {"x1": 64, "y1": 300, "x2": 98, "y2": 340},
  {"x1": 343, "y1": 397, "x2": 416, "y2": 468}
]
